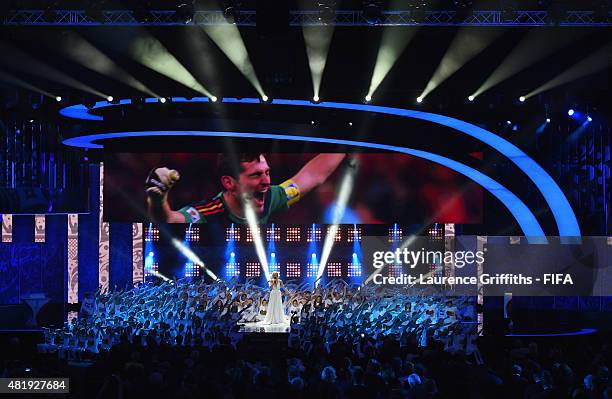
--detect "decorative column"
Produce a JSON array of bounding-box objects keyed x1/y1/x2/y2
[
  {"x1": 132, "y1": 223, "x2": 144, "y2": 286},
  {"x1": 67, "y1": 214, "x2": 79, "y2": 304},
  {"x1": 98, "y1": 163, "x2": 110, "y2": 293}
]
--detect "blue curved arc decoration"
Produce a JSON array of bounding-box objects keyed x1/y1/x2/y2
[
  {"x1": 59, "y1": 97, "x2": 580, "y2": 237},
  {"x1": 63, "y1": 130, "x2": 545, "y2": 239}
]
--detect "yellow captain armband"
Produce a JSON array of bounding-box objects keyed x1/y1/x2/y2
[{"x1": 280, "y1": 179, "x2": 301, "y2": 206}]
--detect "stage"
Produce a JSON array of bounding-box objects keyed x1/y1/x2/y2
[{"x1": 238, "y1": 320, "x2": 291, "y2": 334}]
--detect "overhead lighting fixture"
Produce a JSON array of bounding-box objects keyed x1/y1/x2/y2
[
  {"x1": 55, "y1": 96, "x2": 62, "y2": 102},
  {"x1": 468, "y1": 95, "x2": 474, "y2": 102},
  {"x1": 546, "y1": 118, "x2": 551, "y2": 123},
  {"x1": 317, "y1": 1, "x2": 336, "y2": 24},
  {"x1": 107, "y1": 96, "x2": 113, "y2": 102},
  {"x1": 519, "y1": 96, "x2": 525, "y2": 102},
  {"x1": 363, "y1": 1, "x2": 382, "y2": 25},
  {"x1": 452, "y1": 0, "x2": 474, "y2": 23},
  {"x1": 175, "y1": 2, "x2": 195, "y2": 24},
  {"x1": 222, "y1": 0, "x2": 241, "y2": 24},
  {"x1": 132, "y1": 3, "x2": 153, "y2": 23},
  {"x1": 416, "y1": 96, "x2": 423, "y2": 103},
  {"x1": 210, "y1": 96, "x2": 218, "y2": 102},
  {"x1": 159, "y1": 97, "x2": 167, "y2": 103},
  {"x1": 364, "y1": 94, "x2": 372, "y2": 102},
  {"x1": 312, "y1": 95, "x2": 320, "y2": 103},
  {"x1": 261, "y1": 95, "x2": 270, "y2": 103}
]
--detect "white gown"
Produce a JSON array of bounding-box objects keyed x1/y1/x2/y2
[{"x1": 264, "y1": 279, "x2": 286, "y2": 325}]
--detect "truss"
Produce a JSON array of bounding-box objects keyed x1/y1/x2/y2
[{"x1": 1, "y1": 9, "x2": 610, "y2": 26}]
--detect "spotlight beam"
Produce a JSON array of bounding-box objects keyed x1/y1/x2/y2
[
  {"x1": 317, "y1": 160, "x2": 357, "y2": 284},
  {"x1": 302, "y1": 25, "x2": 334, "y2": 102},
  {"x1": 0, "y1": 69, "x2": 58, "y2": 100},
  {"x1": 367, "y1": 27, "x2": 418, "y2": 99},
  {"x1": 171, "y1": 238, "x2": 218, "y2": 280},
  {"x1": 472, "y1": 30, "x2": 582, "y2": 99},
  {"x1": 420, "y1": 28, "x2": 503, "y2": 100},
  {"x1": 130, "y1": 34, "x2": 215, "y2": 98},
  {"x1": 242, "y1": 196, "x2": 270, "y2": 281},
  {"x1": 150, "y1": 271, "x2": 171, "y2": 282},
  {"x1": 203, "y1": 25, "x2": 266, "y2": 99},
  {"x1": 0, "y1": 41, "x2": 108, "y2": 99},
  {"x1": 57, "y1": 32, "x2": 159, "y2": 98},
  {"x1": 525, "y1": 42, "x2": 612, "y2": 99}
]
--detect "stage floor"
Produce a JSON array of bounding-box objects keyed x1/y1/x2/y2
[{"x1": 238, "y1": 320, "x2": 290, "y2": 333}]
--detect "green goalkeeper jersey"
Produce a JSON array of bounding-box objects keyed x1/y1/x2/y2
[{"x1": 177, "y1": 180, "x2": 300, "y2": 224}]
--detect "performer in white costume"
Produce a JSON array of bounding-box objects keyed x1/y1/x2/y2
[{"x1": 264, "y1": 272, "x2": 286, "y2": 325}]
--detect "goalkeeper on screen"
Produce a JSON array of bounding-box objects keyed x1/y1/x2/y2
[{"x1": 146, "y1": 153, "x2": 347, "y2": 224}]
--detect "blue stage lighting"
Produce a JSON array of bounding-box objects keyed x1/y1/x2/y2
[
  {"x1": 230, "y1": 251, "x2": 235, "y2": 257},
  {"x1": 568, "y1": 109, "x2": 574, "y2": 116},
  {"x1": 271, "y1": 252, "x2": 276, "y2": 258},
  {"x1": 148, "y1": 251, "x2": 154, "y2": 257},
  {"x1": 311, "y1": 253, "x2": 316, "y2": 258},
  {"x1": 506, "y1": 120, "x2": 512, "y2": 125},
  {"x1": 61, "y1": 97, "x2": 581, "y2": 237},
  {"x1": 587, "y1": 116, "x2": 592, "y2": 122},
  {"x1": 352, "y1": 252, "x2": 357, "y2": 258},
  {"x1": 546, "y1": 118, "x2": 551, "y2": 123}
]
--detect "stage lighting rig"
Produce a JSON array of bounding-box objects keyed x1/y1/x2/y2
[
  {"x1": 109, "y1": 96, "x2": 120, "y2": 105},
  {"x1": 175, "y1": 2, "x2": 195, "y2": 24},
  {"x1": 500, "y1": 0, "x2": 518, "y2": 23},
  {"x1": 452, "y1": 0, "x2": 474, "y2": 23},
  {"x1": 408, "y1": 0, "x2": 428, "y2": 22},
  {"x1": 223, "y1": 0, "x2": 242, "y2": 24},
  {"x1": 317, "y1": 0, "x2": 337, "y2": 24},
  {"x1": 363, "y1": 1, "x2": 382, "y2": 25},
  {"x1": 133, "y1": 1, "x2": 154, "y2": 23},
  {"x1": 85, "y1": 0, "x2": 106, "y2": 23},
  {"x1": 42, "y1": 2, "x2": 58, "y2": 21},
  {"x1": 545, "y1": 0, "x2": 568, "y2": 25}
]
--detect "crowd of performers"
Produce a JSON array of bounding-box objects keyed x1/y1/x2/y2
[{"x1": 39, "y1": 277, "x2": 478, "y2": 359}]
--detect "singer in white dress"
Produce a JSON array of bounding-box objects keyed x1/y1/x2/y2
[{"x1": 264, "y1": 272, "x2": 287, "y2": 325}]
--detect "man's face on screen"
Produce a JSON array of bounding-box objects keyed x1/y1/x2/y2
[{"x1": 230, "y1": 155, "x2": 271, "y2": 214}]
